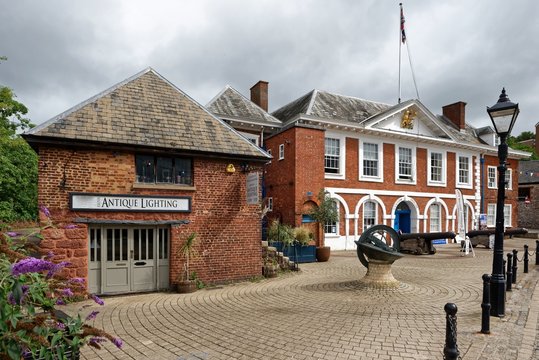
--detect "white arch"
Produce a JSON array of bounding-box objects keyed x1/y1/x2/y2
[
  {"x1": 423, "y1": 197, "x2": 450, "y2": 232},
  {"x1": 391, "y1": 196, "x2": 421, "y2": 233},
  {"x1": 353, "y1": 194, "x2": 388, "y2": 240},
  {"x1": 451, "y1": 200, "x2": 476, "y2": 234},
  {"x1": 325, "y1": 191, "x2": 354, "y2": 250}
]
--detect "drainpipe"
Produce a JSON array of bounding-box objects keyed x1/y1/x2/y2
[{"x1": 480, "y1": 155, "x2": 485, "y2": 214}]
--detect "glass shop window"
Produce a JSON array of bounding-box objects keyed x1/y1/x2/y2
[{"x1": 135, "y1": 155, "x2": 192, "y2": 185}]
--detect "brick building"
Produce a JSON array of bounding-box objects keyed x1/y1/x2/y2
[
  {"x1": 23, "y1": 68, "x2": 271, "y2": 294},
  {"x1": 211, "y1": 84, "x2": 530, "y2": 250}
]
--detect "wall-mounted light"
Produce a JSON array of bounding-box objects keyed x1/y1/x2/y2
[{"x1": 226, "y1": 164, "x2": 236, "y2": 173}]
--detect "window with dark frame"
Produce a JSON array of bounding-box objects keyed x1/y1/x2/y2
[{"x1": 135, "y1": 155, "x2": 193, "y2": 185}]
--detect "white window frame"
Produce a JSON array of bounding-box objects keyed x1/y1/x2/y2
[
  {"x1": 359, "y1": 139, "x2": 384, "y2": 182},
  {"x1": 395, "y1": 145, "x2": 416, "y2": 184},
  {"x1": 487, "y1": 166, "x2": 497, "y2": 189},
  {"x1": 238, "y1": 131, "x2": 259, "y2": 146},
  {"x1": 429, "y1": 203, "x2": 441, "y2": 232},
  {"x1": 324, "y1": 132, "x2": 346, "y2": 180},
  {"x1": 324, "y1": 201, "x2": 340, "y2": 236},
  {"x1": 363, "y1": 201, "x2": 377, "y2": 230},
  {"x1": 278, "y1": 144, "x2": 284, "y2": 160},
  {"x1": 505, "y1": 169, "x2": 512, "y2": 190},
  {"x1": 267, "y1": 197, "x2": 273, "y2": 212},
  {"x1": 427, "y1": 149, "x2": 446, "y2": 187},
  {"x1": 487, "y1": 204, "x2": 496, "y2": 227},
  {"x1": 504, "y1": 204, "x2": 511, "y2": 227},
  {"x1": 456, "y1": 153, "x2": 473, "y2": 189}
]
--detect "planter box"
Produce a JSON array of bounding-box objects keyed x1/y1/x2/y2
[{"x1": 270, "y1": 242, "x2": 316, "y2": 263}]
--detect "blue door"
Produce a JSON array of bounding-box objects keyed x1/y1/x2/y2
[{"x1": 394, "y1": 210, "x2": 411, "y2": 233}]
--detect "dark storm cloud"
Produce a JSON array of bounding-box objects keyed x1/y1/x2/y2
[{"x1": 1, "y1": 0, "x2": 537, "y2": 134}]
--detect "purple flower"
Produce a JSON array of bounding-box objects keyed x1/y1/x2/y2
[
  {"x1": 56, "y1": 298, "x2": 65, "y2": 305},
  {"x1": 60, "y1": 288, "x2": 74, "y2": 297},
  {"x1": 11, "y1": 258, "x2": 55, "y2": 276},
  {"x1": 64, "y1": 224, "x2": 77, "y2": 229},
  {"x1": 39, "y1": 204, "x2": 51, "y2": 218},
  {"x1": 90, "y1": 294, "x2": 105, "y2": 306},
  {"x1": 44, "y1": 251, "x2": 54, "y2": 260},
  {"x1": 7, "y1": 292, "x2": 16, "y2": 305},
  {"x1": 7, "y1": 285, "x2": 29, "y2": 305},
  {"x1": 6, "y1": 231, "x2": 19, "y2": 237},
  {"x1": 112, "y1": 337, "x2": 123, "y2": 349},
  {"x1": 46, "y1": 261, "x2": 70, "y2": 279},
  {"x1": 85, "y1": 310, "x2": 100, "y2": 321},
  {"x1": 56, "y1": 322, "x2": 66, "y2": 330},
  {"x1": 69, "y1": 277, "x2": 85, "y2": 284}
]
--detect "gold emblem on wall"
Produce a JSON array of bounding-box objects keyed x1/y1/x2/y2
[{"x1": 401, "y1": 109, "x2": 417, "y2": 129}]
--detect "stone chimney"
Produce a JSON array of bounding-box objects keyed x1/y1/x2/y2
[
  {"x1": 250, "y1": 81, "x2": 269, "y2": 112},
  {"x1": 442, "y1": 101, "x2": 467, "y2": 131}
]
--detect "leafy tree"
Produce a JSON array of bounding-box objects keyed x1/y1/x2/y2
[
  {"x1": 513, "y1": 131, "x2": 534, "y2": 142},
  {"x1": 309, "y1": 189, "x2": 339, "y2": 247},
  {"x1": 508, "y1": 131, "x2": 538, "y2": 160},
  {"x1": 0, "y1": 76, "x2": 37, "y2": 224}
]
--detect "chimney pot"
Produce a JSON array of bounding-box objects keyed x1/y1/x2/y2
[
  {"x1": 250, "y1": 81, "x2": 269, "y2": 112},
  {"x1": 442, "y1": 101, "x2": 467, "y2": 131}
]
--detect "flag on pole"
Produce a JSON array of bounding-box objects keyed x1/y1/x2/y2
[{"x1": 400, "y1": 4, "x2": 406, "y2": 44}]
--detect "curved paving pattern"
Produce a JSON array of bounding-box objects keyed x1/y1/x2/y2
[{"x1": 74, "y1": 238, "x2": 538, "y2": 360}]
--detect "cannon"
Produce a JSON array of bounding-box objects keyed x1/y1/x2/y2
[
  {"x1": 397, "y1": 231, "x2": 456, "y2": 255},
  {"x1": 466, "y1": 228, "x2": 528, "y2": 249}
]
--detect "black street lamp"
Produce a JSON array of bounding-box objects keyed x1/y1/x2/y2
[{"x1": 487, "y1": 88, "x2": 519, "y2": 317}]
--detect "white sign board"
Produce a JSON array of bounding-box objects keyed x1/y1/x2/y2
[
  {"x1": 70, "y1": 193, "x2": 191, "y2": 212},
  {"x1": 246, "y1": 172, "x2": 259, "y2": 205}
]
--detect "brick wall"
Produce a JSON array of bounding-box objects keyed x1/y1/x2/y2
[
  {"x1": 38, "y1": 146, "x2": 263, "y2": 287},
  {"x1": 518, "y1": 184, "x2": 539, "y2": 228}
]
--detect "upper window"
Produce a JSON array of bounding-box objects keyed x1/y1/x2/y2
[
  {"x1": 505, "y1": 169, "x2": 512, "y2": 190},
  {"x1": 429, "y1": 204, "x2": 441, "y2": 232},
  {"x1": 325, "y1": 137, "x2": 340, "y2": 174},
  {"x1": 363, "y1": 201, "x2": 377, "y2": 230},
  {"x1": 504, "y1": 204, "x2": 511, "y2": 227},
  {"x1": 239, "y1": 131, "x2": 259, "y2": 146},
  {"x1": 360, "y1": 141, "x2": 383, "y2": 182},
  {"x1": 457, "y1": 154, "x2": 472, "y2": 188},
  {"x1": 278, "y1": 144, "x2": 284, "y2": 160},
  {"x1": 135, "y1": 155, "x2": 192, "y2": 185},
  {"x1": 487, "y1": 166, "x2": 497, "y2": 189},
  {"x1": 428, "y1": 150, "x2": 446, "y2": 186},
  {"x1": 396, "y1": 146, "x2": 415, "y2": 182}
]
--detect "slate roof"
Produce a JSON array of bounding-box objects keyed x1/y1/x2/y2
[
  {"x1": 206, "y1": 85, "x2": 281, "y2": 126},
  {"x1": 24, "y1": 68, "x2": 270, "y2": 160},
  {"x1": 272, "y1": 89, "x2": 391, "y2": 123},
  {"x1": 436, "y1": 115, "x2": 487, "y2": 145},
  {"x1": 519, "y1": 160, "x2": 539, "y2": 184}
]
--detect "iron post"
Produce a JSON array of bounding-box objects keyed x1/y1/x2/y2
[
  {"x1": 512, "y1": 249, "x2": 518, "y2": 284},
  {"x1": 523, "y1": 245, "x2": 529, "y2": 273},
  {"x1": 506, "y1": 253, "x2": 512, "y2": 292},
  {"x1": 536, "y1": 240, "x2": 539, "y2": 266},
  {"x1": 481, "y1": 274, "x2": 491, "y2": 334},
  {"x1": 444, "y1": 303, "x2": 459, "y2": 360}
]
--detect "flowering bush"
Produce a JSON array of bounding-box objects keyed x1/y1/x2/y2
[{"x1": 0, "y1": 212, "x2": 122, "y2": 359}]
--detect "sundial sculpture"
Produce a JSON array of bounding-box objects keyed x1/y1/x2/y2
[{"x1": 355, "y1": 225, "x2": 404, "y2": 288}]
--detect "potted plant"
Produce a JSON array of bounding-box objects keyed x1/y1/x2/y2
[
  {"x1": 176, "y1": 232, "x2": 198, "y2": 293},
  {"x1": 309, "y1": 189, "x2": 339, "y2": 262}
]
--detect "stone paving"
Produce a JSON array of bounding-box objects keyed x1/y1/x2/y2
[{"x1": 71, "y1": 238, "x2": 538, "y2": 360}]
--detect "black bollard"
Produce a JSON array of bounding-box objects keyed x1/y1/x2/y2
[
  {"x1": 444, "y1": 303, "x2": 459, "y2": 360},
  {"x1": 506, "y1": 253, "x2": 513, "y2": 292},
  {"x1": 524, "y1": 245, "x2": 529, "y2": 274},
  {"x1": 503, "y1": 259, "x2": 506, "y2": 281},
  {"x1": 512, "y1": 249, "x2": 518, "y2": 284},
  {"x1": 536, "y1": 240, "x2": 539, "y2": 266},
  {"x1": 481, "y1": 274, "x2": 491, "y2": 334}
]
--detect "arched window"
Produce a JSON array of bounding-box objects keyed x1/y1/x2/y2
[
  {"x1": 363, "y1": 201, "x2": 377, "y2": 230},
  {"x1": 430, "y1": 204, "x2": 441, "y2": 232}
]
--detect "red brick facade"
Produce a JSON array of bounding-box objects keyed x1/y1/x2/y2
[{"x1": 38, "y1": 146, "x2": 263, "y2": 287}]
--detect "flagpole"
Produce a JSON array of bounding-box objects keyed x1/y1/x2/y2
[{"x1": 398, "y1": 3, "x2": 402, "y2": 104}]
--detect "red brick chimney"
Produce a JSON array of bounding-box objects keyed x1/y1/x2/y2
[
  {"x1": 442, "y1": 101, "x2": 467, "y2": 131},
  {"x1": 250, "y1": 81, "x2": 269, "y2": 111}
]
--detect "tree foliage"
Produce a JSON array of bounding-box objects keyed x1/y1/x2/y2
[
  {"x1": 0, "y1": 79, "x2": 37, "y2": 224},
  {"x1": 309, "y1": 189, "x2": 339, "y2": 224},
  {"x1": 508, "y1": 131, "x2": 538, "y2": 160}
]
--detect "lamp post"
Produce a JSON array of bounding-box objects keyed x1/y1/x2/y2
[{"x1": 487, "y1": 88, "x2": 519, "y2": 317}]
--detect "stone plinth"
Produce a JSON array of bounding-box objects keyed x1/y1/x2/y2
[{"x1": 359, "y1": 259, "x2": 400, "y2": 289}]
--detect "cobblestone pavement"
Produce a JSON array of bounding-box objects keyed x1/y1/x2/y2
[{"x1": 72, "y1": 238, "x2": 538, "y2": 360}]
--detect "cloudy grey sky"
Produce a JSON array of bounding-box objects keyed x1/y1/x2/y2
[{"x1": 1, "y1": 0, "x2": 537, "y2": 135}]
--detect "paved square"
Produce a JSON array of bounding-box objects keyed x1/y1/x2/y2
[{"x1": 73, "y1": 238, "x2": 538, "y2": 359}]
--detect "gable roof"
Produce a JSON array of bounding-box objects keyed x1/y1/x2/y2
[
  {"x1": 24, "y1": 68, "x2": 270, "y2": 160},
  {"x1": 206, "y1": 85, "x2": 281, "y2": 127},
  {"x1": 272, "y1": 89, "x2": 391, "y2": 123}
]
